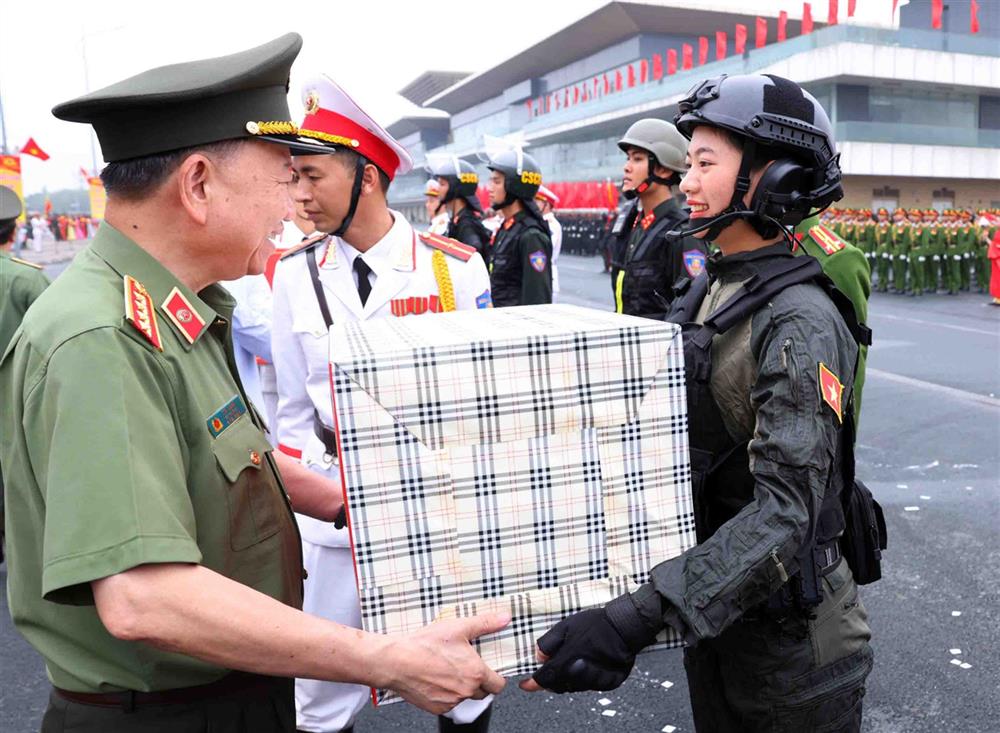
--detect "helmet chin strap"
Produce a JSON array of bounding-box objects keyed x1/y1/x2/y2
[
  {"x1": 332, "y1": 154, "x2": 368, "y2": 238},
  {"x1": 621, "y1": 156, "x2": 676, "y2": 201}
]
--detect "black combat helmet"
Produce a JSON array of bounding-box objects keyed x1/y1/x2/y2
[
  {"x1": 673, "y1": 73, "x2": 843, "y2": 239},
  {"x1": 483, "y1": 149, "x2": 543, "y2": 207},
  {"x1": 426, "y1": 156, "x2": 480, "y2": 204}
]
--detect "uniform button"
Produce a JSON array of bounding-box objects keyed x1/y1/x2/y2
[{"x1": 249, "y1": 450, "x2": 261, "y2": 466}]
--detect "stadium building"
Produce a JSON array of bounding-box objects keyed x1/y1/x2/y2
[{"x1": 387, "y1": 0, "x2": 1000, "y2": 225}]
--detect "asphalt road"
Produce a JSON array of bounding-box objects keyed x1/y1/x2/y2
[{"x1": 1, "y1": 253, "x2": 997, "y2": 732}]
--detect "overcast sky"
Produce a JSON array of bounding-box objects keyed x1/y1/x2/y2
[{"x1": 1, "y1": 0, "x2": 897, "y2": 195}]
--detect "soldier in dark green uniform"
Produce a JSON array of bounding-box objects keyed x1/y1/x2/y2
[
  {"x1": 523, "y1": 73, "x2": 874, "y2": 733},
  {"x1": 483, "y1": 148, "x2": 553, "y2": 306},
  {"x1": 922, "y1": 209, "x2": 942, "y2": 294},
  {"x1": 894, "y1": 209, "x2": 918, "y2": 294},
  {"x1": 609, "y1": 118, "x2": 707, "y2": 319},
  {"x1": 956, "y1": 210, "x2": 975, "y2": 291},
  {"x1": 0, "y1": 184, "x2": 50, "y2": 562},
  {"x1": 0, "y1": 34, "x2": 506, "y2": 733},
  {"x1": 974, "y1": 210, "x2": 994, "y2": 292},
  {"x1": 873, "y1": 208, "x2": 892, "y2": 292}
]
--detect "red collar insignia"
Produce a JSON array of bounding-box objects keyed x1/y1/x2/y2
[
  {"x1": 161, "y1": 287, "x2": 206, "y2": 345},
  {"x1": 640, "y1": 211, "x2": 656, "y2": 230}
]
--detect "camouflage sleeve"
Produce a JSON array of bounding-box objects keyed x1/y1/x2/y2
[{"x1": 630, "y1": 286, "x2": 856, "y2": 643}]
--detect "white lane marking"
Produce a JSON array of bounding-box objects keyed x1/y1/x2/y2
[
  {"x1": 872, "y1": 311, "x2": 998, "y2": 337},
  {"x1": 867, "y1": 368, "x2": 1000, "y2": 409}
]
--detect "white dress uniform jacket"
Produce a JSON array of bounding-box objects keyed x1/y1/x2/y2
[{"x1": 544, "y1": 211, "x2": 563, "y2": 297}]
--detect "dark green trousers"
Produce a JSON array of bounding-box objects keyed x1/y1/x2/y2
[
  {"x1": 41, "y1": 677, "x2": 294, "y2": 733},
  {"x1": 683, "y1": 561, "x2": 874, "y2": 733}
]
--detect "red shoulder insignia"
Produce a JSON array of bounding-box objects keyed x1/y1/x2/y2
[
  {"x1": 809, "y1": 224, "x2": 846, "y2": 256},
  {"x1": 123, "y1": 275, "x2": 163, "y2": 351},
  {"x1": 418, "y1": 231, "x2": 476, "y2": 262},
  {"x1": 279, "y1": 232, "x2": 328, "y2": 260},
  {"x1": 818, "y1": 362, "x2": 844, "y2": 423}
]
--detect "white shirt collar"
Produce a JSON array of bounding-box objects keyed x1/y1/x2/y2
[{"x1": 336, "y1": 210, "x2": 412, "y2": 276}]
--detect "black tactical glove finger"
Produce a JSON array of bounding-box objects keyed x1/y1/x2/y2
[
  {"x1": 333, "y1": 506, "x2": 347, "y2": 529},
  {"x1": 531, "y1": 596, "x2": 657, "y2": 694}
]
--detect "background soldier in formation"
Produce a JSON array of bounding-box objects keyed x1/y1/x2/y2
[
  {"x1": 426, "y1": 156, "x2": 492, "y2": 263},
  {"x1": 608, "y1": 118, "x2": 707, "y2": 319},
  {"x1": 483, "y1": 149, "x2": 553, "y2": 307}
]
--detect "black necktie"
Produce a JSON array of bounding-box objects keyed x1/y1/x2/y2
[{"x1": 353, "y1": 257, "x2": 372, "y2": 306}]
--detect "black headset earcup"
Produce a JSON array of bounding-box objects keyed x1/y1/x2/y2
[{"x1": 750, "y1": 158, "x2": 806, "y2": 221}]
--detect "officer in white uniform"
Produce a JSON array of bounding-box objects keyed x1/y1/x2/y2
[
  {"x1": 425, "y1": 179, "x2": 450, "y2": 235},
  {"x1": 535, "y1": 185, "x2": 562, "y2": 299},
  {"x1": 269, "y1": 74, "x2": 496, "y2": 733}
]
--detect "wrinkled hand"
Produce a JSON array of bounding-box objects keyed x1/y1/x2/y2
[
  {"x1": 520, "y1": 596, "x2": 657, "y2": 694},
  {"x1": 384, "y1": 613, "x2": 510, "y2": 715}
]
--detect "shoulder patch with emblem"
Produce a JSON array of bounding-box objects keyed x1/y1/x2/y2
[
  {"x1": 529, "y1": 250, "x2": 548, "y2": 273},
  {"x1": 123, "y1": 275, "x2": 162, "y2": 351},
  {"x1": 809, "y1": 224, "x2": 846, "y2": 256},
  {"x1": 682, "y1": 249, "x2": 707, "y2": 278},
  {"x1": 418, "y1": 231, "x2": 476, "y2": 262},
  {"x1": 161, "y1": 287, "x2": 206, "y2": 344},
  {"x1": 279, "y1": 232, "x2": 329, "y2": 260},
  {"x1": 818, "y1": 362, "x2": 843, "y2": 423},
  {"x1": 9, "y1": 256, "x2": 44, "y2": 270}
]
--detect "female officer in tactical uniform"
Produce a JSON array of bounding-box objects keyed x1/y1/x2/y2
[{"x1": 522, "y1": 74, "x2": 874, "y2": 733}]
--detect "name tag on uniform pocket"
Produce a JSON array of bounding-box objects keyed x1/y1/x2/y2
[{"x1": 207, "y1": 395, "x2": 248, "y2": 438}]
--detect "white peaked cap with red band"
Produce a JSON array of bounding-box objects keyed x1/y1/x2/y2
[
  {"x1": 297, "y1": 74, "x2": 413, "y2": 180},
  {"x1": 535, "y1": 184, "x2": 559, "y2": 206}
]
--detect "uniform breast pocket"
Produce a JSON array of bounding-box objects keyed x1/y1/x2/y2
[
  {"x1": 291, "y1": 314, "x2": 330, "y2": 370},
  {"x1": 211, "y1": 415, "x2": 283, "y2": 551}
]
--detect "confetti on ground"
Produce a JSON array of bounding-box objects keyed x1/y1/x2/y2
[
  {"x1": 601, "y1": 709, "x2": 617, "y2": 717},
  {"x1": 950, "y1": 659, "x2": 963, "y2": 666},
  {"x1": 662, "y1": 726, "x2": 677, "y2": 733},
  {"x1": 952, "y1": 611, "x2": 962, "y2": 617},
  {"x1": 950, "y1": 648, "x2": 962, "y2": 655},
  {"x1": 961, "y1": 663, "x2": 972, "y2": 670},
  {"x1": 920, "y1": 495, "x2": 931, "y2": 500},
  {"x1": 897, "y1": 483, "x2": 909, "y2": 489},
  {"x1": 660, "y1": 680, "x2": 674, "y2": 690},
  {"x1": 598, "y1": 698, "x2": 612, "y2": 706},
  {"x1": 904, "y1": 506, "x2": 920, "y2": 512}
]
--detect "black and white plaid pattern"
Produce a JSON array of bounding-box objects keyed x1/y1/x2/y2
[{"x1": 329, "y1": 305, "x2": 695, "y2": 703}]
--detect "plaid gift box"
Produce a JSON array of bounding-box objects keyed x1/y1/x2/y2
[{"x1": 328, "y1": 304, "x2": 695, "y2": 703}]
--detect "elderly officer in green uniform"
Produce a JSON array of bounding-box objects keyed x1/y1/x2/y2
[
  {"x1": 0, "y1": 34, "x2": 507, "y2": 733},
  {"x1": 0, "y1": 184, "x2": 50, "y2": 561}
]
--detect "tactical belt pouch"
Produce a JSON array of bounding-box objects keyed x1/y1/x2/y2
[{"x1": 840, "y1": 479, "x2": 887, "y2": 585}]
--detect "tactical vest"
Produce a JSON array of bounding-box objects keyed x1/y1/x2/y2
[
  {"x1": 449, "y1": 208, "x2": 491, "y2": 263},
  {"x1": 490, "y1": 214, "x2": 548, "y2": 307},
  {"x1": 668, "y1": 254, "x2": 879, "y2": 610},
  {"x1": 611, "y1": 202, "x2": 689, "y2": 318}
]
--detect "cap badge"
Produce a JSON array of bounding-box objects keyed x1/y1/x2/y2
[{"x1": 304, "y1": 90, "x2": 320, "y2": 115}]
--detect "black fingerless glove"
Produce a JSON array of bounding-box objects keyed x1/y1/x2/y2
[{"x1": 531, "y1": 593, "x2": 659, "y2": 693}]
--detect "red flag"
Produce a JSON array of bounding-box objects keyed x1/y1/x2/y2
[
  {"x1": 615, "y1": 69, "x2": 623, "y2": 92},
  {"x1": 931, "y1": 0, "x2": 943, "y2": 29},
  {"x1": 848, "y1": 0, "x2": 856, "y2": 17},
  {"x1": 802, "y1": 3, "x2": 814, "y2": 34},
  {"x1": 971, "y1": 0, "x2": 980, "y2": 33},
  {"x1": 892, "y1": 0, "x2": 899, "y2": 20},
  {"x1": 652, "y1": 53, "x2": 663, "y2": 80},
  {"x1": 668, "y1": 48, "x2": 679, "y2": 75},
  {"x1": 594, "y1": 76, "x2": 600, "y2": 97},
  {"x1": 627, "y1": 63, "x2": 636, "y2": 88},
  {"x1": 640, "y1": 58, "x2": 649, "y2": 84},
  {"x1": 604, "y1": 73, "x2": 610, "y2": 95},
  {"x1": 44, "y1": 197, "x2": 52, "y2": 216},
  {"x1": 828, "y1": 0, "x2": 838, "y2": 25},
  {"x1": 20, "y1": 137, "x2": 50, "y2": 161},
  {"x1": 698, "y1": 36, "x2": 709, "y2": 65},
  {"x1": 564, "y1": 88, "x2": 570, "y2": 107},
  {"x1": 778, "y1": 10, "x2": 788, "y2": 40},
  {"x1": 716, "y1": 31, "x2": 728, "y2": 60},
  {"x1": 682, "y1": 44, "x2": 693, "y2": 70},
  {"x1": 735, "y1": 23, "x2": 748, "y2": 54},
  {"x1": 755, "y1": 17, "x2": 767, "y2": 48},
  {"x1": 574, "y1": 86, "x2": 580, "y2": 104}
]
